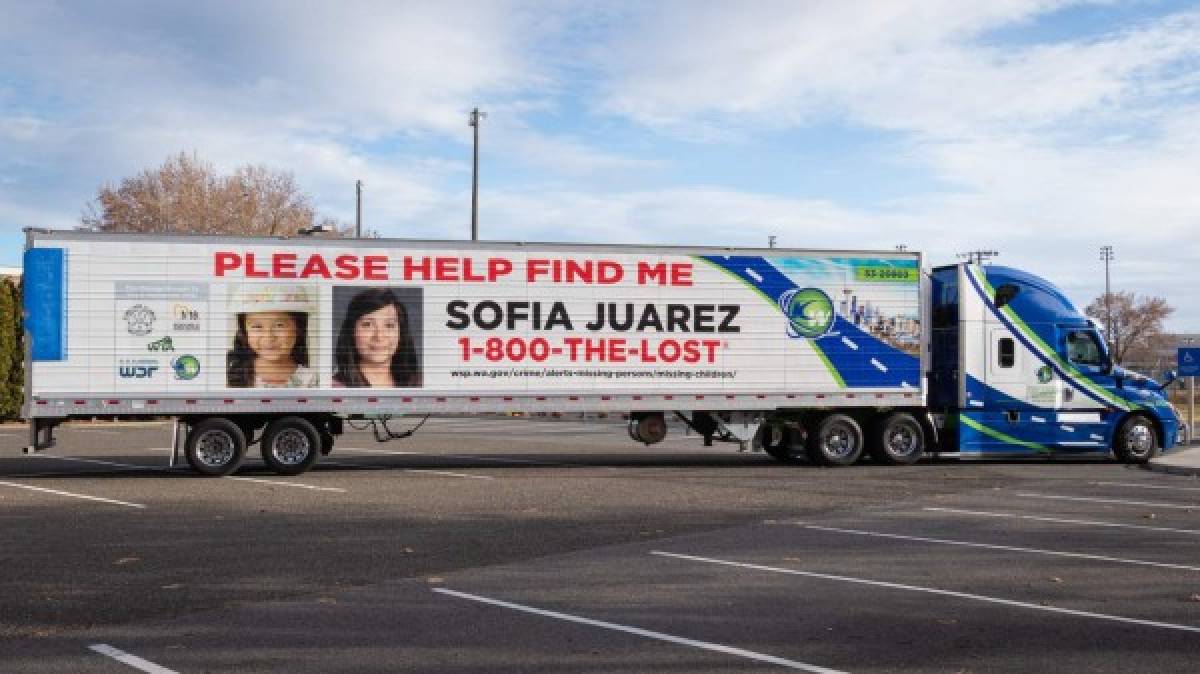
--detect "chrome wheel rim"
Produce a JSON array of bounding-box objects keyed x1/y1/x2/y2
[
  {"x1": 1126, "y1": 423, "x2": 1154, "y2": 457},
  {"x1": 195, "y1": 430, "x2": 235, "y2": 467},
  {"x1": 822, "y1": 424, "x2": 857, "y2": 459},
  {"x1": 885, "y1": 422, "x2": 919, "y2": 457},
  {"x1": 271, "y1": 429, "x2": 312, "y2": 465}
]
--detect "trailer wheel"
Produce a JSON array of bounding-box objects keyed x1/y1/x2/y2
[
  {"x1": 761, "y1": 423, "x2": 804, "y2": 463},
  {"x1": 870, "y1": 413, "x2": 925, "y2": 465},
  {"x1": 261, "y1": 417, "x2": 321, "y2": 475},
  {"x1": 806, "y1": 414, "x2": 864, "y2": 466},
  {"x1": 1113, "y1": 414, "x2": 1160, "y2": 464},
  {"x1": 185, "y1": 418, "x2": 247, "y2": 477}
]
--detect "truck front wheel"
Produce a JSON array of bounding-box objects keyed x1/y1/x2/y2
[
  {"x1": 806, "y1": 414, "x2": 864, "y2": 466},
  {"x1": 1114, "y1": 414, "x2": 1160, "y2": 464},
  {"x1": 261, "y1": 417, "x2": 321, "y2": 475},
  {"x1": 185, "y1": 418, "x2": 247, "y2": 477}
]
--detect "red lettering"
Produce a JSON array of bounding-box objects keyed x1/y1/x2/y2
[
  {"x1": 272, "y1": 253, "x2": 297, "y2": 278},
  {"x1": 404, "y1": 256, "x2": 431, "y2": 281},
  {"x1": 462, "y1": 258, "x2": 485, "y2": 282},
  {"x1": 214, "y1": 252, "x2": 241, "y2": 276},
  {"x1": 300, "y1": 254, "x2": 331, "y2": 278},
  {"x1": 527, "y1": 259, "x2": 550, "y2": 282},
  {"x1": 435, "y1": 256, "x2": 458, "y2": 281},
  {"x1": 597, "y1": 260, "x2": 623, "y2": 284},
  {"x1": 489, "y1": 258, "x2": 512, "y2": 281},
  {"x1": 244, "y1": 252, "x2": 268, "y2": 278},
  {"x1": 364, "y1": 255, "x2": 387, "y2": 280},
  {"x1": 637, "y1": 262, "x2": 667, "y2": 285},
  {"x1": 670, "y1": 263, "x2": 693, "y2": 287},
  {"x1": 335, "y1": 255, "x2": 359, "y2": 280}
]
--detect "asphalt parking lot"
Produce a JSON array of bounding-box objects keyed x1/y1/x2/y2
[{"x1": 1, "y1": 417, "x2": 1198, "y2": 672}]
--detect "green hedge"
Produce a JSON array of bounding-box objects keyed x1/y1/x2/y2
[{"x1": 0, "y1": 279, "x2": 22, "y2": 420}]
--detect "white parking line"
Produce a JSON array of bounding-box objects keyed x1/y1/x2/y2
[
  {"x1": 0, "y1": 480, "x2": 145, "y2": 509},
  {"x1": 1093, "y1": 481, "x2": 1200, "y2": 493},
  {"x1": 339, "y1": 447, "x2": 566, "y2": 466},
  {"x1": 795, "y1": 524, "x2": 1200, "y2": 572},
  {"x1": 89, "y1": 644, "x2": 177, "y2": 673},
  {"x1": 1015, "y1": 492, "x2": 1198, "y2": 510},
  {"x1": 922, "y1": 507, "x2": 1200, "y2": 536},
  {"x1": 226, "y1": 476, "x2": 347, "y2": 492},
  {"x1": 40, "y1": 455, "x2": 166, "y2": 472},
  {"x1": 651, "y1": 551, "x2": 1200, "y2": 634},
  {"x1": 433, "y1": 588, "x2": 843, "y2": 673},
  {"x1": 404, "y1": 469, "x2": 494, "y2": 480}
]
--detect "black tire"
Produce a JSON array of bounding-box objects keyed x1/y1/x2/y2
[
  {"x1": 760, "y1": 423, "x2": 804, "y2": 463},
  {"x1": 1113, "y1": 414, "x2": 1160, "y2": 464},
  {"x1": 806, "y1": 414, "x2": 864, "y2": 466},
  {"x1": 870, "y1": 412, "x2": 925, "y2": 465},
  {"x1": 261, "y1": 416, "x2": 321, "y2": 475},
  {"x1": 185, "y1": 418, "x2": 247, "y2": 477}
]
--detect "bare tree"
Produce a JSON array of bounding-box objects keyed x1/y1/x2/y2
[
  {"x1": 1084, "y1": 291, "x2": 1174, "y2": 365},
  {"x1": 82, "y1": 152, "x2": 347, "y2": 237}
]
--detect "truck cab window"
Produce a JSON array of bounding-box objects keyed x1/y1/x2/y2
[
  {"x1": 1066, "y1": 331, "x2": 1104, "y2": 366},
  {"x1": 994, "y1": 284, "x2": 1019, "y2": 308}
]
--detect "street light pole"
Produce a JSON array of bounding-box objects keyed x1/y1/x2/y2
[
  {"x1": 468, "y1": 107, "x2": 486, "y2": 241},
  {"x1": 1101, "y1": 245, "x2": 1114, "y2": 352},
  {"x1": 355, "y1": 180, "x2": 363, "y2": 238}
]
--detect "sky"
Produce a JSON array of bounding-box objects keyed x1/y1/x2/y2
[{"x1": 2, "y1": 0, "x2": 1198, "y2": 330}]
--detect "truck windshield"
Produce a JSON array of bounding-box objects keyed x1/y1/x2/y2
[{"x1": 1066, "y1": 330, "x2": 1105, "y2": 366}]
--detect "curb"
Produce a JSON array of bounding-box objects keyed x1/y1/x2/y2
[{"x1": 1144, "y1": 461, "x2": 1200, "y2": 478}]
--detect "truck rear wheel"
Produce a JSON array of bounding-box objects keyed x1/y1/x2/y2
[
  {"x1": 1114, "y1": 414, "x2": 1160, "y2": 464},
  {"x1": 870, "y1": 412, "x2": 925, "y2": 465},
  {"x1": 806, "y1": 414, "x2": 863, "y2": 466},
  {"x1": 185, "y1": 418, "x2": 247, "y2": 477},
  {"x1": 261, "y1": 416, "x2": 322, "y2": 475}
]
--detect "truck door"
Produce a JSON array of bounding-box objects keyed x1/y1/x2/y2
[{"x1": 1051, "y1": 327, "x2": 1111, "y2": 451}]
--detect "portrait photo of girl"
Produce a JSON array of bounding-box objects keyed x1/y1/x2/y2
[
  {"x1": 332, "y1": 287, "x2": 422, "y2": 388},
  {"x1": 226, "y1": 285, "x2": 319, "y2": 388}
]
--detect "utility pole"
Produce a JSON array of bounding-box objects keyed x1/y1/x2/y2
[
  {"x1": 355, "y1": 180, "x2": 363, "y2": 238},
  {"x1": 1100, "y1": 245, "x2": 1114, "y2": 353},
  {"x1": 956, "y1": 250, "x2": 998, "y2": 265},
  {"x1": 468, "y1": 107, "x2": 486, "y2": 241}
]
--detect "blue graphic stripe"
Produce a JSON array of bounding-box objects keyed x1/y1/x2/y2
[
  {"x1": 701, "y1": 255, "x2": 920, "y2": 388},
  {"x1": 23, "y1": 247, "x2": 66, "y2": 361},
  {"x1": 962, "y1": 266, "x2": 1111, "y2": 409}
]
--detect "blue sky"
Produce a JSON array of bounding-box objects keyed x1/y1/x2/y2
[{"x1": 2, "y1": 0, "x2": 1198, "y2": 330}]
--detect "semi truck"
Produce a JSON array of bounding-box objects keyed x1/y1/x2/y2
[{"x1": 20, "y1": 228, "x2": 1181, "y2": 475}]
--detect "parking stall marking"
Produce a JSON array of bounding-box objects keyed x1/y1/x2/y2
[
  {"x1": 38, "y1": 455, "x2": 347, "y2": 492},
  {"x1": 793, "y1": 524, "x2": 1200, "y2": 572},
  {"x1": 922, "y1": 507, "x2": 1200, "y2": 536},
  {"x1": 1093, "y1": 481, "x2": 1200, "y2": 493},
  {"x1": 433, "y1": 588, "x2": 845, "y2": 673},
  {"x1": 89, "y1": 644, "x2": 177, "y2": 674},
  {"x1": 339, "y1": 447, "x2": 574, "y2": 467},
  {"x1": 1015, "y1": 492, "x2": 1199, "y2": 510},
  {"x1": 651, "y1": 551, "x2": 1200, "y2": 634},
  {"x1": 0, "y1": 480, "x2": 146, "y2": 509},
  {"x1": 404, "y1": 469, "x2": 495, "y2": 480}
]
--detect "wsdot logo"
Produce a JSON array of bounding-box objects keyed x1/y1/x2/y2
[
  {"x1": 780, "y1": 288, "x2": 834, "y2": 339},
  {"x1": 172, "y1": 354, "x2": 201, "y2": 380}
]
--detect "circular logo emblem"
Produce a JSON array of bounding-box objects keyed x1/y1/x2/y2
[
  {"x1": 782, "y1": 288, "x2": 835, "y2": 339},
  {"x1": 124, "y1": 304, "x2": 156, "y2": 336},
  {"x1": 1037, "y1": 365, "x2": 1053, "y2": 384},
  {"x1": 172, "y1": 354, "x2": 201, "y2": 380}
]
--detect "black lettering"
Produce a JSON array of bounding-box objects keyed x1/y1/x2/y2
[
  {"x1": 507, "y1": 302, "x2": 529, "y2": 330},
  {"x1": 609, "y1": 303, "x2": 634, "y2": 331},
  {"x1": 446, "y1": 300, "x2": 470, "y2": 329},
  {"x1": 693, "y1": 304, "x2": 714, "y2": 333},
  {"x1": 718, "y1": 305, "x2": 741, "y2": 333},
  {"x1": 585, "y1": 303, "x2": 604, "y2": 331},
  {"x1": 474, "y1": 301, "x2": 503, "y2": 330},
  {"x1": 636, "y1": 304, "x2": 663, "y2": 331},
  {"x1": 545, "y1": 302, "x2": 573, "y2": 330},
  {"x1": 666, "y1": 304, "x2": 690, "y2": 332}
]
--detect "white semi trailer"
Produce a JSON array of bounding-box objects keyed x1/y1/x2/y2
[{"x1": 21, "y1": 229, "x2": 1177, "y2": 475}]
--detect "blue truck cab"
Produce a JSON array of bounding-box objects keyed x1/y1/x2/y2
[{"x1": 929, "y1": 263, "x2": 1179, "y2": 462}]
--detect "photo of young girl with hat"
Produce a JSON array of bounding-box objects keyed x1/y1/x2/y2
[{"x1": 227, "y1": 284, "x2": 319, "y2": 388}]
